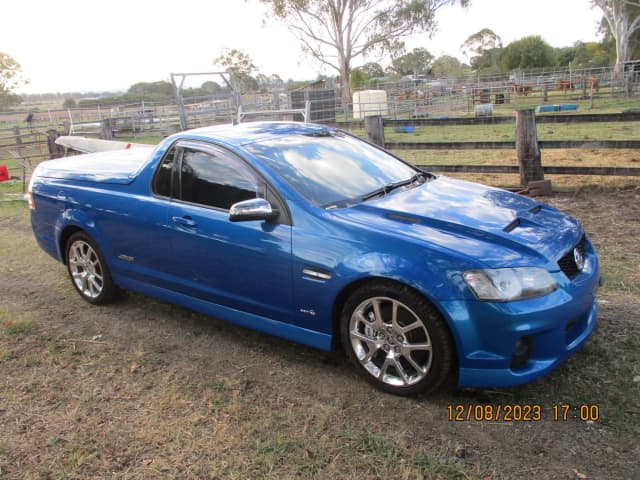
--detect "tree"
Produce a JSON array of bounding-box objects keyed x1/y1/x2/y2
[
  {"x1": 600, "y1": 18, "x2": 639, "y2": 61},
  {"x1": 500, "y1": 35, "x2": 556, "y2": 71},
  {"x1": 128, "y1": 81, "x2": 174, "y2": 99},
  {"x1": 472, "y1": 48, "x2": 503, "y2": 72},
  {"x1": 214, "y1": 48, "x2": 259, "y2": 92},
  {"x1": 0, "y1": 51, "x2": 26, "y2": 110},
  {"x1": 390, "y1": 47, "x2": 434, "y2": 76},
  {"x1": 555, "y1": 42, "x2": 612, "y2": 69},
  {"x1": 431, "y1": 55, "x2": 468, "y2": 77},
  {"x1": 359, "y1": 62, "x2": 385, "y2": 78},
  {"x1": 255, "y1": 73, "x2": 285, "y2": 92},
  {"x1": 62, "y1": 98, "x2": 77, "y2": 109},
  {"x1": 555, "y1": 46, "x2": 578, "y2": 66},
  {"x1": 350, "y1": 63, "x2": 385, "y2": 88},
  {"x1": 202, "y1": 80, "x2": 223, "y2": 94},
  {"x1": 460, "y1": 28, "x2": 502, "y2": 69},
  {"x1": 592, "y1": 0, "x2": 640, "y2": 70},
  {"x1": 259, "y1": 0, "x2": 470, "y2": 113},
  {"x1": 572, "y1": 41, "x2": 613, "y2": 68},
  {"x1": 349, "y1": 68, "x2": 369, "y2": 89}
]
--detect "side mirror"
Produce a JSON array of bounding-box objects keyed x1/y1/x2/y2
[{"x1": 229, "y1": 198, "x2": 279, "y2": 222}]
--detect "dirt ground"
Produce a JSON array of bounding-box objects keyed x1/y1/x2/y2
[{"x1": 1, "y1": 187, "x2": 639, "y2": 479}]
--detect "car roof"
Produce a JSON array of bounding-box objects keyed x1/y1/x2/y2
[{"x1": 182, "y1": 121, "x2": 333, "y2": 146}]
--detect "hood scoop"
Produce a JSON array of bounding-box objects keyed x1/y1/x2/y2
[
  {"x1": 503, "y1": 204, "x2": 544, "y2": 233},
  {"x1": 503, "y1": 218, "x2": 521, "y2": 233}
]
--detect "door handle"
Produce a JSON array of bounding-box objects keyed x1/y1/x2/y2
[{"x1": 172, "y1": 216, "x2": 197, "y2": 228}]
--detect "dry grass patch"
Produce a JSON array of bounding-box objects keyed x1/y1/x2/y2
[{"x1": 0, "y1": 329, "x2": 478, "y2": 479}]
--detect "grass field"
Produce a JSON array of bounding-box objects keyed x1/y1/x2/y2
[{"x1": 1, "y1": 185, "x2": 639, "y2": 479}]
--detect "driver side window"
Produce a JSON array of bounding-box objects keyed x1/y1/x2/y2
[{"x1": 179, "y1": 146, "x2": 261, "y2": 210}]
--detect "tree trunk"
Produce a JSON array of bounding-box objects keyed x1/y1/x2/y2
[
  {"x1": 340, "y1": 60, "x2": 351, "y2": 121},
  {"x1": 615, "y1": 30, "x2": 629, "y2": 73}
]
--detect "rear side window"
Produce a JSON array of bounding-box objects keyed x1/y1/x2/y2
[{"x1": 179, "y1": 147, "x2": 261, "y2": 210}]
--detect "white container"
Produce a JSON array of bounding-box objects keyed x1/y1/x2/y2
[
  {"x1": 353, "y1": 90, "x2": 389, "y2": 119},
  {"x1": 474, "y1": 103, "x2": 493, "y2": 117}
]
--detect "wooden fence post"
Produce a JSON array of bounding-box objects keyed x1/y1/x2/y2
[
  {"x1": 516, "y1": 109, "x2": 544, "y2": 187},
  {"x1": 14, "y1": 126, "x2": 22, "y2": 150},
  {"x1": 47, "y1": 130, "x2": 65, "y2": 159},
  {"x1": 100, "y1": 120, "x2": 113, "y2": 140},
  {"x1": 365, "y1": 115, "x2": 385, "y2": 147}
]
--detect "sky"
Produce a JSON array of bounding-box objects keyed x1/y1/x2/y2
[{"x1": 2, "y1": 0, "x2": 605, "y2": 95}]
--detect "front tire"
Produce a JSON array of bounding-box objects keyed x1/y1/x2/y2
[
  {"x1": 66, "y1": 232, "x2": 116, "y2": 304},
  {"x1": 340, "y1": 281, "x2": 455, "y2": 396}
]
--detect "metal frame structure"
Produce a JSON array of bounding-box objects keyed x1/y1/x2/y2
[
  {"x1": 170, "y1": 71, "x2": 239, "y2": 130},
  {"x1": 236, "y1": 101, "x2": 311, "y2": 123}
]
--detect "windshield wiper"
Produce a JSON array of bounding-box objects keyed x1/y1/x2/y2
[{"x1": 361, "y1": 171, "x2": 429, "y2": 202}]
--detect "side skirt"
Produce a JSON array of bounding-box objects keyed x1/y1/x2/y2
[{"x1": 113, "y1": 275, "x2": 334, "y2": 351}]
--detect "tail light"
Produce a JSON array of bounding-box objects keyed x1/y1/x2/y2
[{"x1": 27, "y1": 171, "x2": 37, "y2": 210}]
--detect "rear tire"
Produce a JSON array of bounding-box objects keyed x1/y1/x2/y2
[
  {"x1": 66, "y1": 232, "x2": 116, "y2": 304},
  {"x1": 340, "y1": 281, "x2": 455, "y2": 396}
]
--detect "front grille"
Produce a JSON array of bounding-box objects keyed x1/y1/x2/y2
[{"x1": 558, "y1": 236, "x2": 586, "y2": 279}]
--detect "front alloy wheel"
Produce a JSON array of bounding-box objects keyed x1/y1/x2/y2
[{"x1": 341, "y1": 282, "x2": 454, "y2": 395}]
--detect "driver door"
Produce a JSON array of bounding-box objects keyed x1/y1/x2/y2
[{"x1": 164, "y1": 141, "x2": 294, "y2": 324}]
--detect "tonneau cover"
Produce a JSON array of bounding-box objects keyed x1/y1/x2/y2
[{"x1": 36, "y1": 147, "x2": 155, "y2": 184}]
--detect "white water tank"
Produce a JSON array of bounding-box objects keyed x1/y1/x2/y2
[
  {"x1": 474, "y1": 103, "x2": 493, "y2": 117},
  {"x1": 353, "y1": 90, "x2": 388, "y2": 119}
]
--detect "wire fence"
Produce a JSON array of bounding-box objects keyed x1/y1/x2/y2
[{"x1": 1, "y1": 65, "x2": 639, "y2": 187}]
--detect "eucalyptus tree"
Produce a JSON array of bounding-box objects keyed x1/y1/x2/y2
[
  {"x1": 592, "y1": 0, "x2": 640, "y2": 70},
  {"x1": 259, "y1": 0, "x2": 470, "y2": 112}
]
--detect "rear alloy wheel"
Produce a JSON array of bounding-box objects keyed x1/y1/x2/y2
[
  {"x1": 66, "y1": 232, "x2": 116, "y2": 304},
  {"x1": 340, "y1": 282, "x2": 454, "y2": 395}
]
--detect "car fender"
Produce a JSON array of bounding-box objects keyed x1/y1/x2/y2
[
  {"x1": 54, "y1": 208, "x2": 112, "y2": 265},
  {"x1": 328, "y1": 248, "x2": 472, "y2": 354}
]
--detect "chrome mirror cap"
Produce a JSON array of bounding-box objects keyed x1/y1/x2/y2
[{"x1": 229, "y1": 198, "x2": 278, "y2": 222}]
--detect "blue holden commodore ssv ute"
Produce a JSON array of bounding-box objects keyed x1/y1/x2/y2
[{"x1": 28, "y1": 122, "x2": 600, "y2": 395}]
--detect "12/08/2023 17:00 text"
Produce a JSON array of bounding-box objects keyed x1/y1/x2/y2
[{"x1": 447, "y1": 403, "x2": 600, "y2": 422}]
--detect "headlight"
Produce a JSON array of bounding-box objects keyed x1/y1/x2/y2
[{"x1": 463, "y1": 267, "x2": 558, "y2": 302}]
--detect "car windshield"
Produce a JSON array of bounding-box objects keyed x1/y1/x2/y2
[{"x1": 244, "y1": 131, "x2": 420, "y2": 208}]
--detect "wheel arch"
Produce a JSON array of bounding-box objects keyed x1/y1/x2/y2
[
  {"x1": 333, "y1": 275, "x2": 460, "y2": 394},
  {"x1": 54, "y1": 208, "x2": 110, "y2": 265},
  {"x1": 58, "y1": 225, "x2": 85, "y2": 264}
]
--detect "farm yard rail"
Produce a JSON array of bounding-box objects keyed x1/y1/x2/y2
[
  {"x1": 1, "y1": 65, "x2": 640, "y2": 192},
  {"x1": 340, "y1": 112, "x2": 640, "y2": 181}
]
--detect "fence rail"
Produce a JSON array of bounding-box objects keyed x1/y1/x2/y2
[
  {"x1": 417, "y1": 165, "x2": 640, "y2": 176},
  {"x1": 361, "y1": 109, "x2": 640, "y2": 183},
  {"x1": 386, "y1": 140, "x2": 640, "y2": 150},
  {"x1": 2, "y1": 71, "x2": 639, "y2": 191},
  {"x1": 336, "y1": 112, "x2": 640, "y2": 129}
]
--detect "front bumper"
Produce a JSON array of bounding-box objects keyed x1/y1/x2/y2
[
  {"x1": 454, "y1": 299, "x2": 597, "y2": 387},
  {"x1": 441, "y1": 251, "x2": 600, "y2": 388}
]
